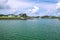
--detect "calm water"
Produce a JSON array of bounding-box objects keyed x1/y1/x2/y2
[{"x1": 0, "y1": 19, "x2": 60, "y2": 40}]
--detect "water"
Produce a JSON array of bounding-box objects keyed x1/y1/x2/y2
[{"x1": 0, "y1": 19, "x2": 60, "y2": 40}]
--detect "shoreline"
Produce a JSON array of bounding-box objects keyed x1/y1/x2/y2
[
  {"x1": 0, "y1": 18, "x2": 59, "y2": 20},
  {"x1": 0, "y1": 17, "x2": 28, "y2": 20}
]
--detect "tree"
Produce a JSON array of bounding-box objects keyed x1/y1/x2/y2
[
  {"x1": 19, "y1": 13, "x2": 27, "y2": 18},
  {"x1": 41, "y1": 15, "x2": 50, "y2": 18},
  {"x1": 0, "y1": 14, "x2": 4, "y2": 17}
]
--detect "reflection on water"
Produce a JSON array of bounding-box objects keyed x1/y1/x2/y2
[{"x1": 0, "y1": 19, "x2": 60, "y2": 40}]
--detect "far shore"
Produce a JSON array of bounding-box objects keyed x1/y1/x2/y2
[
  {"x1": 0, "y1": 13, "x2": 60, "y2": 20},
  {"x1": 0, "y1": 17, "x2": 60, "y2": 20}
]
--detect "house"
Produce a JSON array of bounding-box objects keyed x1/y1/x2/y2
[{"x1": 8, "y1": 14, "x2": 15, "y2": 17}]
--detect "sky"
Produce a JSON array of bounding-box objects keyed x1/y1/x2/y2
[{"x1": 0, "y1": 0, "x2": 60, "y2": 16}]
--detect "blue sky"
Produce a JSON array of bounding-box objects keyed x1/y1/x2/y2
[
  {"x1": 17, "y1": 0, "x2": 57, "y2": 3},
  {"x1": 0, "y1": 0, "x2": 60, "y2": 16}
]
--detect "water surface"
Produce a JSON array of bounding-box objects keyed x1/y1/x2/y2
[{"x1": 0, "y1": 19, "x2": 60, "y2": 40}]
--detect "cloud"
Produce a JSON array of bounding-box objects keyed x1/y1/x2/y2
[
  {"x1": 28, "y1": 5, "x2": 39, "y2": 13},
  {"x1": 53, "y1": 2, "x2": 60, "y2": 16},
  {"x1": 26, "y1": 3, "x2": 57, "y2": 16},
  {"x1": 7, "y1": 0, "x2": 35, "y2": 9},
  {"x1": 0, "y1": 0, "x2": 10, "y2": 9},
  {"x1": 0, "y1": 0, "x2": 60, "y2": 16},
  {"x1": 56, "y1": 2, "x2": 60, "y2": 9},
  {"x1": 0, "y1": 0, "x2": 8, "y2": 5},
  {"x1": 0, "y1": 5, "x2": 10, "y2": 9},
  {"x1": 5, "y1": 0, "x2": 36, "y2": 14}
]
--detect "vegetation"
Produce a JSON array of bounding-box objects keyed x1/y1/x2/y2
[
  {"x1": 0, "y1": 13, "x2": 60, "y2": 20},
  {"x1": 0, "y1": 13, "x2": 30, "y2": 20},
  {"x1": 41, "y1": 15, "x2": 50, "y2": 18},
  {"x1": 51, "y1": 16, "x2": 60, "y2": 19},
  {"x1": 19, "y1": 13, "x2": 27, "y2": 18}
]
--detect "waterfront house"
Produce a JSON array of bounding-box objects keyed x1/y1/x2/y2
[{"x1": 8, "y1": 14, "x2": 15, "y2": 17}]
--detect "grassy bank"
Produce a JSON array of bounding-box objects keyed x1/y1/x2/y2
[{"x1": 0, "y1": 17, "x2": 28, "y2": 20}]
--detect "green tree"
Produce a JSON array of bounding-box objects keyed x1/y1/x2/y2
[{"x1": 19, "y1": 13, "x2": 27, "y2": 18}]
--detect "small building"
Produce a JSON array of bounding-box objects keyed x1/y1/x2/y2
[{"x1": 8, "y1": 14, "x2": 15, "y2": 17}]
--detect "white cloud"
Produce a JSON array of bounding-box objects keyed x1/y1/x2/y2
[
  {"x1": 0, "y1": 0, "x2": 8, "y2": 5},
  {"x1": 0, "y1": 0, "x2": 60, "y2": 16},
  {"x1": 56, "y1": 2, "x2": 60, "y2": 9},
  {"x1": 0, "y1": 0, "x2": 10, "y2": 9},
  {"x1": 54, "y1": 2, "x2": 60, "y2": 16},
  {"x1": 27, "y1": 3, "x2": 57, "y2": 16},
  {"x1": 28, "y1": 5, "x2": 39, "y2": 13},
  {"x1": 7, "y1": 0, "x2": 35, "y2": 9},
  {"x1": 4, "y1": 0, "x2": 36, "y2": 14},
  {"x1": 32, "y1": 6, "x2": 39, "y2": 13}
]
